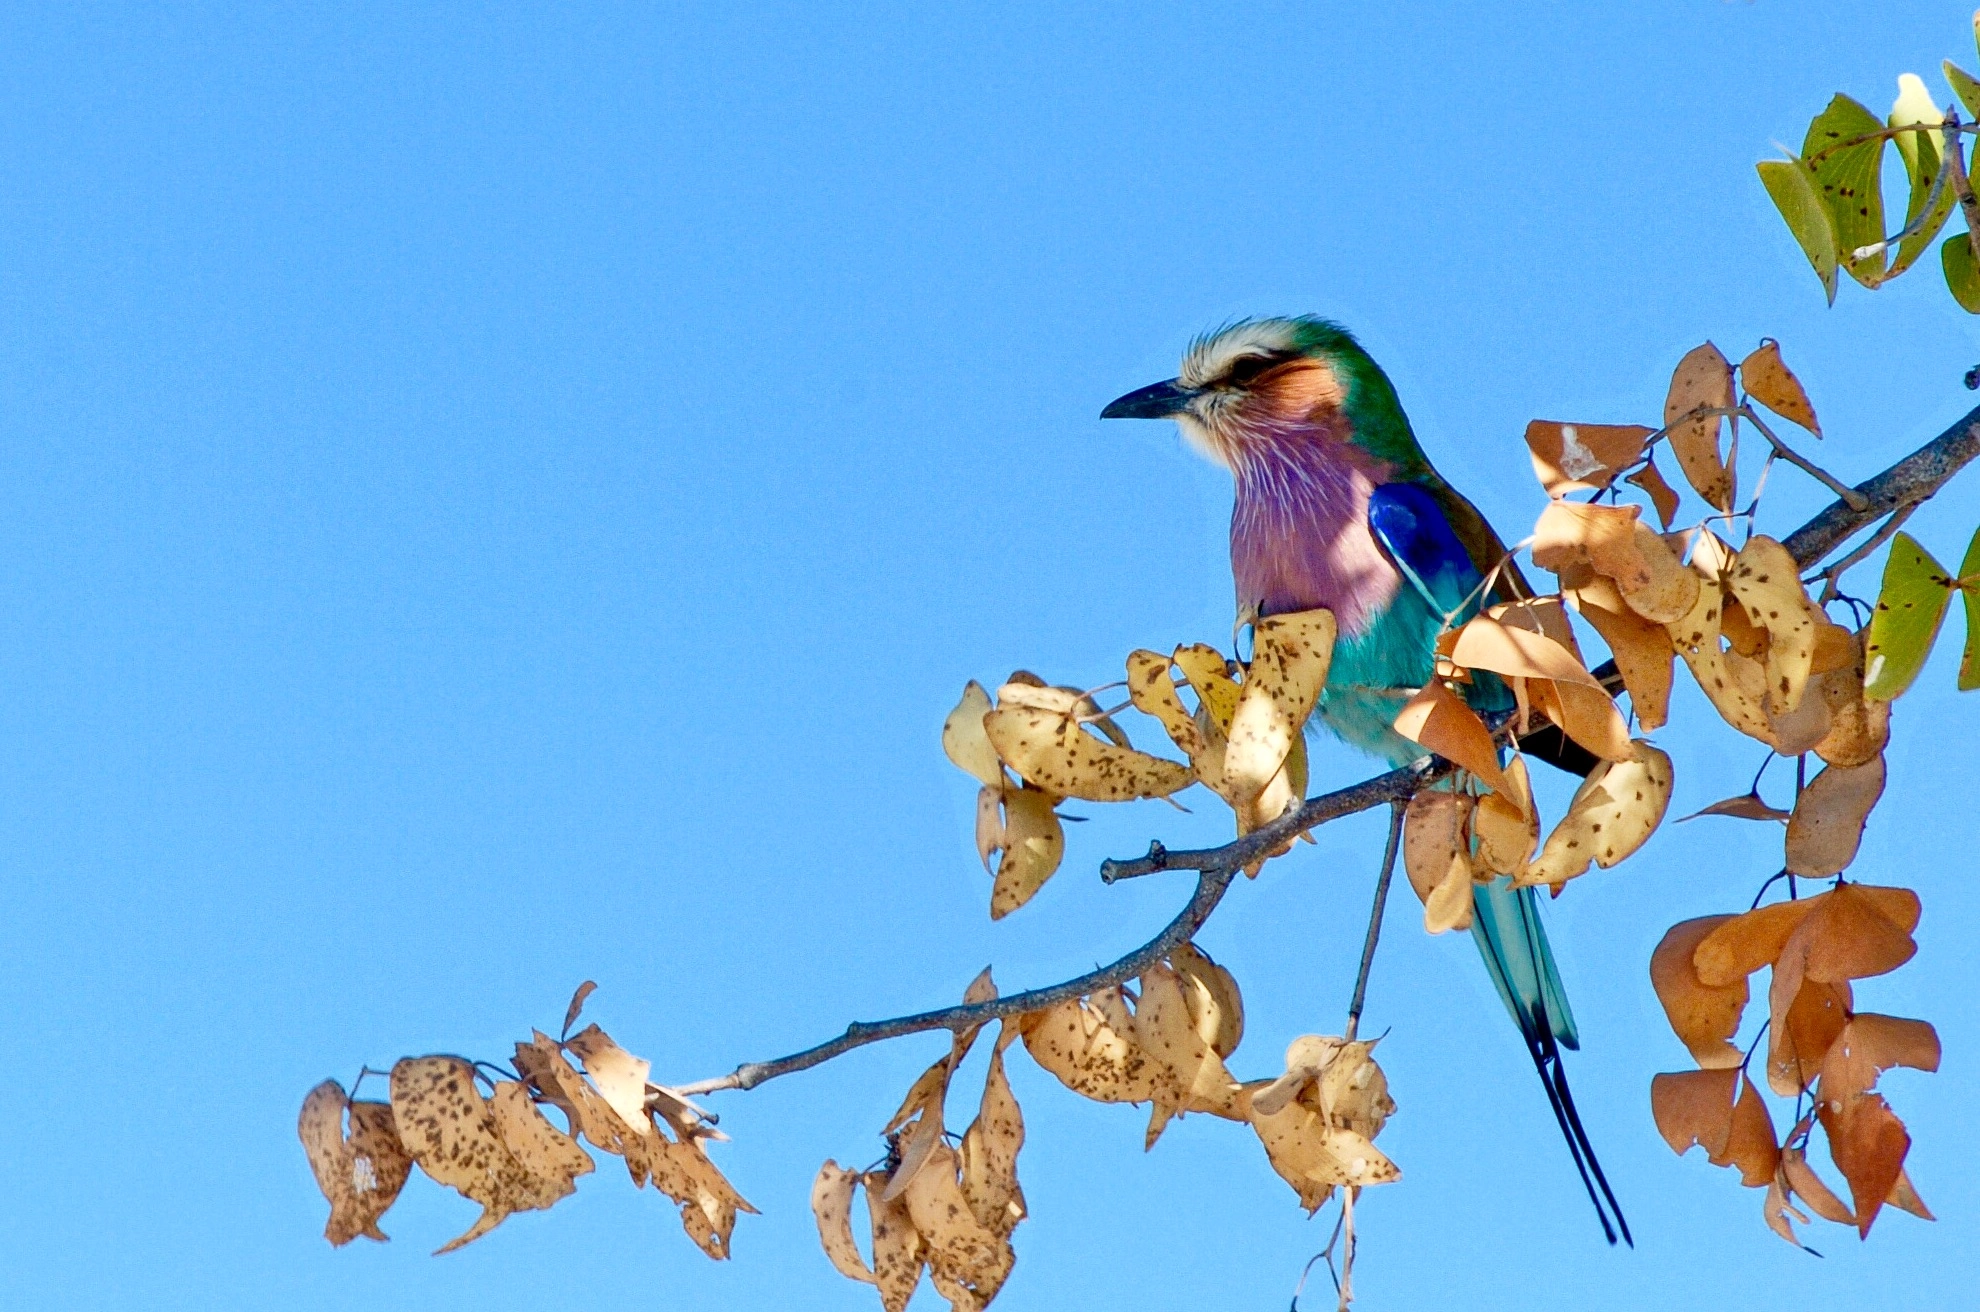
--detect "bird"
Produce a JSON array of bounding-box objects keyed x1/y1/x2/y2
[{"x1": 1102, "y1": 315, "x2": 1630, "y2": 1246}]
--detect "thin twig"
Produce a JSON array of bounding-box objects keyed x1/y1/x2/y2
[
  {"x1": 1851, "y1": 120, "x2": 1955, "y2": 262},
  {"x1": 1739, "y1": 407, "x2": 1866, "y2": 509},
  {"x1": 1344, "y1": 802, "x2": 1407, "y2": 1042},
  {"x1": 1944, "y1": 109, "x2": 1980, "y2": 276},
  {"x1": 1810, "y1": 504, "x2": 1915, "y2": 603}
]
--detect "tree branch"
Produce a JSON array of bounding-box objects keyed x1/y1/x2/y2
[{"x1": 678, "y1": 395, "x2": 1980, "y2": 1098}]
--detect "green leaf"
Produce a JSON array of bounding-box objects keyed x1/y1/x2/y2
[
  {"x1": 1758, "y1": 159, "x2": 1839, "y2": 304},
  {"x1": 1889, "y1": 74, "x2": 1955, "y2": 278},
  {"x1": 1864, "y1": 531, "x2": 1955, "y2": 700},
  {"x1": 1946, "y1": 60, "x2": 1980, "y2": 121},
  {"x1": 1959, "y1": 525, "x2": 1980, "y2": 691},
  {"x1": 1943, "y1": 229, "x2": 1980, "y2": 312},
  {"x1": 1802, "y1": 94, "x2": 1889, "y2": 287}
]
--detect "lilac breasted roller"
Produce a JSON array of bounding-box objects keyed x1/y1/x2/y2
[{"x1": 1103, "y1": 316, "x2": 1630, "y2": 1245}]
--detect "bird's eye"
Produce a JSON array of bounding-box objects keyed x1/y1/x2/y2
[{"x1": 1219, "y1": 354, "x2": 1283, "y2": 388}]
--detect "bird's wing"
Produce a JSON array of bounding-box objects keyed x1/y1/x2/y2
[
  {"x1": 1366, "y1": 481, "x2": 1489, "y2": 621},
  {"x1": 1424, "y1": 479, "x2": 1533, "y2": 604}
]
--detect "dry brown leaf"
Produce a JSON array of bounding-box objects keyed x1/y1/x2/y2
[
  {"x1": 958, "y1": 1042, "x2": 1027, "y2": 1239},
  {"x1": 1768, "y1": 886, "x2": 1920, "y2": 1079},
  {"x1": 1692, "y1": 898, "x2": 1817, "y2": 987},
  {"x1": 1813, "y1": 636, "x2": 1891, "y2": 766},
  {"x1": 1740, "y1": 341, "x2": 1822, "y2": 437},
  {"x1": 942, "y1": 682, "x2": 1007, "y2": 788},
  {"x1": 1525, "y1": 421, "x2": 1654, "y2": 496},
  {"x1": 1525, "y1": 675, "x2": 1636, "y2": 763},
  {"x1": 1666, "y1": 570, "x2": 1778, "y2": 745},
  {"x1": 1170, "y1": 941, "x2": 1245, "y2": 1060},
  {"x1": 1391, "y1": 680, "x2": 1510, "y2": 795},
  {"x1": 1133, "y1": 962, "x2": 1246, "y2": 1140},
  {"x1": 1473, "y1": 758, "x2": 1539, "y2": 875},
  {"x1": 1125, "y1": 649, "x2": 1209, "y2": 762},
  {"x1": 989, "y1": 785, "x2": 1064, "y2": 919},
  {"x1": 1678, "y1": 793, "x2": 1791, "y2": 823},
  {"x1": 1172, "y1": 644, "x2": 1240, "y2": 732},
  {"x1": 1517, "y1": 741, "x2": 1672, "y2": 887},
  {"x1": 1226, "y1": 608, "x2": 1335, "y2": 800},
  {"x1": 903, "y1": 1142, "x2": 1014, "y2": 1311},
  {"x1": 1403, "y1": 790, "x2": 1473, "y2": 909},
  {"x1": 489, "y1": 1081, "x2": 594, "y2": 1204},
  {"x1": 299, "y1": 1081, "x2": 359, "y2": 1245},
  {"x1": 1019, "y1": 988, "x2": 1167, "y2": 1106},
  {"x1": 1665, "y1": 342, "x2": 1735, "y2": 511},
  {"x1": 562, "y1": 981, "x2": 598, "y2": 1038},
  {"x1": 1766, "y1": 979, "x2": 1851, "y2": 1096},
  {"x1": 1249, "y1": 1095, "x2": 1400, "y2": 1213},
  {"x1": 1651, "y1": 1067, "x2": 1741, "y2": 1160},
  {"x1": 1450, "y1": 615, "x2": 1602, "y2": 687},
  {"x1": 389, "y1": 1056, "x2": 547, "y2": 1254},
  {"x1": 1627, "y1": 458, "x2": 1682, "y2": 530},
  {"x1": 1649, "y1": 917, "x2": 1750, "y2": 1069},
  {"x1": 1782, "y1": 1142, "x2": 1855, "y2": 1225},
  {"x1": 1423, "y1": 849, "x2": 1475, "y2": 933},
  {"x1": 647, "y1": 1121, "x2": 757, "y2": 1260},
  {"x1": 1764, "y1": 1175, "x2": 1811, "y2": 1247},
  {"x1": 1887, "y1": 1167, "x2": 1934, "y2": 1221},
  {"x1": 300, "y1": 1081, "x2": 409, "y2": 1247},
  {"x1": 564, "y1": 1025, "x2": 654, "y2": 1139},
  {"x1": 1564, "y1": 573, "x2": 1675, "y2": 730},
  {"x1": 1819, "y1": 1014, "x2": 1942, "y2": 1102},
  {"x1": 1616, "y1": 523, "x2": 1702, "y2": 625},
  {"x1": 974, "y1": 786, "x2": 1005, "y2": 872},
  {"x1": 864, "y1": 1167, "x2": 927, "y2": 1312},
  {"x1": 1819, "y1": 1090, "x2": 1911, "y2": 1237},
  {"x1": 1785, "y1": 756, "x2": 1886, "y2": 877},
  {"x1": 983, "y1": 704, "x2": 1193, "y2": 802},
  {"x1": 812, "y1": 1161, "x2": 875, "y2": 1284},
  {"x1": 1726, "y1": 536, "x2": 1820, "y2": 716},
  {"x1": 513, "y1": 1031, "x2": 636, "y2": 1164},
  {"x1": 1532, "y1": 500, "x2": 1653, "y2": 592}
]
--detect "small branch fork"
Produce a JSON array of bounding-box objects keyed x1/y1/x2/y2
[{"x1": 677, "y1": 399, "x2": 1980, "y2": 1098}]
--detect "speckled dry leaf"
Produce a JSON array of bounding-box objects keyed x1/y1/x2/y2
[
  {"x1": 989, "y1": 786, "x2": 1063, "y2": 919},
  {"x1": 1727, "y1": 536, "x2": 1820, "y2": 715},
  {"x1": 1767, "y1": 979, "x2": 1851, "y2": 1096},
  {"x1": 1170, "y1": 941, "x2": 1244, "y2": 1060},
  {"x1": 1315, "y1": 1040, "x2": 1394, "y2": 1139},
  {"x1": 1226, "y1": 608, "x2": 1335, "y2": 800},
  {"x1": 1565, "y1": 574, "x2": 1674, "y2": 729},
  {"x1": 1249, "y1": 1094, "x2": 1400, "y2": 1212},
  {"x1": 1525, "y1": 421, "x2": 1653, "y2": 496},
  {"x1": 642, "y1": 1112, "x2": 757, "y2": 1260},
  {"x1": 562, "y1": 981, "x2": 597, "y2": 1038},
  {"x1": 1785, "y1": 755, "x2": 1886, "y2": 877},
  {"x1": 982, "y1": 704, "x2": 1192, "y2": 802},
  {"x1": 811, "y1": 1161, "x2": 875, "y2": 1284},
  {"x1": 1664, "y1": 342, "x2": 1735, "y2": 510},
  {"x1": 1740, "y1": 341, "x2": 1822, "y2": 436},
  {"x1": 1531, "y1": 499, "x2": 1653, "y2": 592},
  {"x1": 863, "y1": 1168, "x2": 927, "y2": 1312},
  {"x1": 882, "y1": 1054, "x2": 958, "y2": 1202},
  {"x1": 1615, "y1": 522, "x2": 1701, "y2": 625},
  {"x1": 513, "y1": 1031, "x2": 634, "y2": 1162},
  {"x1": 1626, "y1": 458, "x2": 1682, "y2": 530},
  {"x1": 1019, "y1": 989, "x2": 1166, "y2": 1106},
  {"x1": 958, "y1": 1044, "x2": 1026, "y2": 1239},
  {"x1": 1650, "y1": 917, "x2": 1750, "y2": 1069},
  {"x1": 1819, "y1": 1088, "x2": 1911, "y2": 1237},
  {"x1": 1666, "y1": 573, "x2": 1777, "y2": 745},
  {"x1": 1424, "y1": 848, "x2": 1475, "y2": 933},
  {"x1": 344, "y1": 1100, "x2": 412, "y2": 1241},
  {"x1": 564, "y1": 1025, "x2": 654, "y2": 1138},
  {"x1": 1391, "y1": 680, "x2": 1509, "y2": 795},
  {"x1": 489, "y1": 1081, "x2": 593, "y2": 1201},
  {"x1": 1125, "y1": 649, "x2": 1209, "y2": 761},
  {"x1": 974, "y1": 785, "x2": 1004, "y2": 871},
  {"x1": 995, "y1": 680, "x2": 1132, "y2": 749},
  {"x1": 1402, "y1": 789, "x2": 1472, "y2": 906},
  {"x1": 1525, "y1": 675, "x2": 1635, "y2": 764},
  {"x1": 902, "y1": 1142, "x2": 1014, "y2": 1311},
  {"x1": 1171, "y1": 644, "x2": 1240, "y2": 732},
  {"x1": 1679, "y1": 793, "x2": 1790, "y2": 823},
  {"x1": 389, "y1": 1056, "x2": 545, "y2": 1254},
  {"x1": 1489, "y1": 595, "x2": 1582, "y2": 656},
  {"x1": 1450, "y1": 615, "x2": 1602, "y2": 687},
  {"x1": 942, "y1": 682, "x2": 1006, "y2": 788},
  {"x1": 1517, "y1": 741, "x2": 1671, "y2": 887},
  {"x1": 1249, "y1": 1035, "x2": 1339, "y2": 1119},
  {"x1": 300, "y1": 1081, "x2": 365, "y2": 1246},
  {"x1": 1133, "y1": 962, "x2": 1245, "y2": 1140},
  {"x1": 1782, "y1": 1143, "x2": 1855, "y2": 1225}
]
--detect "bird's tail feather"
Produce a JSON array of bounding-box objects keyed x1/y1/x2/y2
[{"x1": 1470, "y1": 879, "x2": 1631, "y2": 1247}]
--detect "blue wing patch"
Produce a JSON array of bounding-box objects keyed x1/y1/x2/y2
[{"x1": 1366, "y1": 482, "x2": 1482, "y2": 619}]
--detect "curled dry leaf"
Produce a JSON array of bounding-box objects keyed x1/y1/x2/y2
[
  {"x1": 565, "y1": 1024, "x2": 654, "y2": 1137},
  {"x1": 1125, "y1": 649, "x2": 1208, "y2": 761},
  {"x1": 1692, "y1": 884, "x2": 1919, "y2": 989},
  {"x1": 645, "y1": 1116, "x2": 758, "y2": 1260},
  {"x1": 1818, "y1": 1088, "x2": 1911, "y2": 1238},
  {"x1": 1626, "y1": 457, "x2": 1682, "y2": 530},
  {"x1": 1726, "y1": 536, "x2": 1821, "y2": 717},
  {"x1": 1391, "y1": 680, "x2": 1510, "y2": 796},
  {"x1": 1767, "y1": 979, "x2": 1851, "y2": 1096},
  {"x1": 1649, "y1": 917, "x2": 1750, "y2": 1069},
  {"x1": 903, "y1": 1142, "x2": 1015, "y2": 1311},
  {"x1": 958, "y1": 1038, "x2": 1027, "y2": 1240},
  {"x1": 1524, "y1": 420, "x2": 1653, "y2": 497},
  {"x1": 1739, "y1": 341, "x2": 1821, "y2": 436},
  {"x1": 1224, "y1": 607, "x2": 1335, "y2": 801},
  {"x1": 1532, "y1": 500, "x2": 1653, "y2": 592},
  {"x1": 864, "y1": 1167, "x2": 927, "y2": 1312},
  {"x1": 1473, "y1": 757, "x2": 1538, "y2": 876},
  {"x1": 1525, "y1": 672, "x2": 1636, "y2": 763},
  {"x1": 1132, "y1": 961, "x2": 1246, "y2": 1143},
  {"x1": 1170, "y1": 941, "x2": 1245, "y2": 1060},
  {"x1": 942, "y1": 682, "x2": 1006, "y2": 788},
  {"x1": 389, "y1": 1056, "x2": 561, "y2": 1254},
  {"x1": 1517, "y1": 741, "x2": 1672, "y2": 888},
  {"x1": 1664, "y1": 342, "x2": 1735, "y2": 511},
  {"x1": 982, "y1": 703, "x2": 1193, "y2": 803},
  {"x1": 1665, "y1": 562, "x2": 1777, "y2": 746},
  {"x1": 300, "y1": 1082, "x2": 414, "y2": 1246},
  {"x1": 489, "y1": 1081, "x2": 593, "y2": 1197},
  {"x1": 1784, "y1": 755, "x2": 1886, "y2": 877},
  {"x1": 561, "y1": 981, "x2": 598, "y2": 1038},
  {"x1": 1678, "y1": 792, "x2": 1790, "y2": 823},
  {"x1": 1650, "y1": 1068, "x2": 1778, "y2": 1186},
  {"x1": 1247, "y1": 1038, "x2": 1399, "y2": 1212},
  {"x1": 1565, "y1": 573, "x2": 1674, "y2": 730},
  {"x1": 993, "y1": 680, "x2": 1130, "y2": 748},
  {"x1": 988, "y1": 786, "x2": 1064, "y2": 920},
  {"x1": 1019, "y1": 987, "x2": 1164, "y2": 1107},
  {"x1": 1813, "y1": 630, "x2": 1891, "y2": 767},
  {"x1": 1782, "y1": 1141, "x2": 1856, "y2": 1226},
  {"x1": 1401, "y1": 789, "x2": 1474, "y2": 933},
  {"x1": 812, "y1": 1161, "x2": 875, "y2": 1284}
]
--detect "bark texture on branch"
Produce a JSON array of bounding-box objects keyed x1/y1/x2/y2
[{"x1": 680, "y1": 398, "x2": 1980, "y2": 1097}]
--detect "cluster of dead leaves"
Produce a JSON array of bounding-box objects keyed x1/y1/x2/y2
[
  {"x1": 1650, "y1": 885, "x2": 1938, "y2": 1244},
  {"x1": 812, "y1": 948, "x2": 1396, "y2": 1312},
  {"x1": 942, "y1": 609, "x2": 1336, "y2": 915},
  {"x1": 299, "y1": 983, "x2": 752, "y2": 1256}
]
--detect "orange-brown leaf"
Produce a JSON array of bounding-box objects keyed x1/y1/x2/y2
[
  {"x1": 1740, "y1": 340, "x2": 1822, "y2": 437},
  {"x1": 1525, "y1": 421, "x2": 1653, "y2": 497},
  {"x1": 1391, "y1": 680, "x2": 1510, "y2": 796},
  {"x1": 1626, "y1": 458, "x2": 1682, "y2": 530},
  {"x1": 1665, "y1": 342, "x2": 1735, "y2": 511},
  {"x1": 1818, "y1": 1091, "x2": 1910, "y2": 1237},
  {"x1": 1649, "y1": 917, "x2": 1749, "y2": 1069}
]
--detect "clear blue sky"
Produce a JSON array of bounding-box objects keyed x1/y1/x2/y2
[{"x1": 0, "y1": 4, "x2": 1973, "y2": 1308}]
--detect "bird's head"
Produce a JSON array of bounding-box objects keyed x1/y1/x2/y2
[{"x1": 1102, "y1": 316, "x2": 1418, "y2": 473}]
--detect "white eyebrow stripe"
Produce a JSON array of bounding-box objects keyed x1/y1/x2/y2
[{"x1": 1178, "y1": 320, "x2": 1302, "y2": 389}]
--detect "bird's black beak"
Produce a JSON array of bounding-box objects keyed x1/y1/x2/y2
[{"x1": 1100, "y1": 378, "x2": 1195, "y2": 420}]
